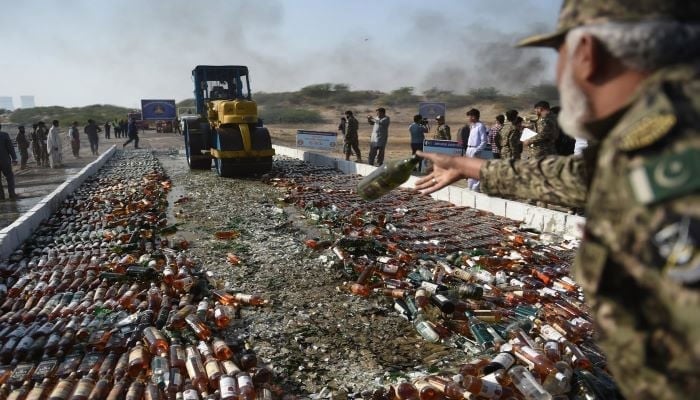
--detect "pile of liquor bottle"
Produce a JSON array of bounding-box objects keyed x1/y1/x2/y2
[
  {"x1": 0, "y1": 152, "x2": 277, "y2": 400},
  {"x1": 278, "y1": 172, "x2": 622, "y2": 399}
]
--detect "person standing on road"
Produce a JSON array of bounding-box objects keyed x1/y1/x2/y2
[
  {"x1": 498, "y1": 110, "x2": 520, "y2": 160},
  {"x1": 416, "y1": 1, "x2": 700, "y2": 397},
  {"x1": 367, "y1": 107, "x2": 390, "y2": 166},
  {"x1": 36, "y1": 121, "x2": 49, "y2": 167},
  {"x1": 344, "y1": 111, "x2": 361, "y2": 162},
  {"x1": 433, "y1": 115, "x2": 451, "y2": 140},
  {"x1": 488, "y1": 115, "x2": 504, "y2": 159},
  {"x1": 0, "y1": 124, "x2": 18, "y2": 200},
  {"x1": 104, "y1": 121, "x2": 111, "y2": 139},
  {"x1": 84, "y1": 119, "x2": 101, "y2": 155},
  {"x1": 15, "y1": 125, "x2": 30, "y2": 170},
  {"x1": 409, "y1": 114, "x2": 428, "y2": 155},
  {"x1": 123, "y1": 118, "x2": 140, "y2": 149},
  {"x1": 464, "y1": 108, "x2": 491, "y2": 191},
  {"x1": 68, "y1": 121, "x2": 80, "y2": 158},
  {"x1": 523, "y1": 101, "x2": 559, "y2": 159},
  {"x1": 47, "y1": 120, "x2": 63, "y2": 168}
]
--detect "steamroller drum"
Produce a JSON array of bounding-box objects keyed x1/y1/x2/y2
[
  {"x1": 184, "y1": 120, "x2": 212, "y2": 170},
  {"x1": 214, "y1": 126, "x2": 273, "y2": 177}
]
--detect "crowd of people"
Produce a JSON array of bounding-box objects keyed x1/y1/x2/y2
[
  {"x1": 0, "y1": 117, "x2": 145, "y2": 201},
  {"x1": 337, "y1": 100, "x2": 584, "y2": 192}
]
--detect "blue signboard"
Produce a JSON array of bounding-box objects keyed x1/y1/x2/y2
[
  {"x1": 419, "y1": 102, "x2": 446, "y2": 120},
  {"x1": 423, "y1": 139, "x2": 463, "y2": 156},
  {"x1": 141, "y1": 99, "x2": 177, "y2": 121}
]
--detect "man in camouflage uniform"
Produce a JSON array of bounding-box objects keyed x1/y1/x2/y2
[
  {"x1": 433, "y1": 115, "x2": 451, "y2": 140},
  {"x1": 34, "y1": 121, "x2": 49, "y2": 167},
  {"x1": 343, "y1": 111, "x2": 361, "y2": 162},
  {"x1": 498, "y1": 109, "x2": 520, "y2": 160},
  {"x1": 523, "y1": 101, "x2": 559, "y2": 159},
  {"x1": 415, "y1": 0, "x2": 700, "y2": 398}
]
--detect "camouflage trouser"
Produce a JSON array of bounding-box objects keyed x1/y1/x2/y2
[
  {"x1": 32, "y1": 142, "x2": 42, "y2": 166},
  {"x1": 19, "y1": 149, "x2": 28, "y2": 169}
]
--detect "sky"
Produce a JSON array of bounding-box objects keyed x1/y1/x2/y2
[{"x1": 0, "y1": 0, "x2": 562, "y2": 108}]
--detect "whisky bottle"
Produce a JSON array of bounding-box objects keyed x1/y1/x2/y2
[
  {"x1": 184, "y1": 346, "x2": 208, "y2": 393},
  {"x1": 357, "y1": 155, "x2": 421, "y2": 200},
  {"x1": 213, "y1": 303, "x2": 232, "y2": 329},
  {"x1": 236, "y1": 372, "x2": 255, "y2": 400},
  {"x1": 184, "y1": 314, "x2": 211, "y2": 341},
  {"x1": 127, "y1": 344, "x2": 149, "y2": 378},
  {"x1": 87, "y1": 376, "x2": 112, "y2": 399},
  {"x1": 203, "y1": 353, "x2": 222, "y2": 391},
  {"x1": 25, "y1": 378, "x2": 51, "y2": 400},
  {"x1": 151, "y1": 352, "x2": 170, "y2": 389},
  {"x1": 105, "y1": 377, "x2": 128, "y2": 400},
  {"x1": 69, "y1": 374, "x2": 97, "y2": 400},
  {"x1": 6, "y1": 380, "x2": 31, "y2": 400},
  {"x1": 507, "y1": 366, "x2": 552, "y2": 400},
  {"x1": 143, "y1": 326, "x2": 170, "y2": 355},
  {"x1": 211, "y1": 338, "x2": 233, "y2": 361},
  {"x1": 170, "y1": 339, "x2": 187, "y2": 369},
  {"x1": 124, "y1": 373, "x2": 146, "y2": 400},
  {"x1": 47, "y1": 372, "x2": 78, "y2": 400}
]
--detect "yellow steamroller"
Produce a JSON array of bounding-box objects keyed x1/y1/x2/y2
[{"x1": 182, "y1": 65, "x2": 275, "y2": 177}]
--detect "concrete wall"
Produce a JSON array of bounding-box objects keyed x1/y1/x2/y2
[
  {"x1": 273, "y1": 145, "x2": 585, "y2": 237},
  {"x1": 0, "y1": 146, "x2": 117, "y2": 258}
]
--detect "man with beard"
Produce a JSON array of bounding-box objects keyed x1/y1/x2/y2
[{"x1": 414, "y1": 1, "x2": 700, "y2": 398}]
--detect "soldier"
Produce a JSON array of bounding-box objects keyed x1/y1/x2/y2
[
  {"x1": 433, "y1": 115, "x2": 451, "y2": 140},
  {"x1": 523, "y1": 101, "x2": 558, "y2": 159},
  {"x1": 415, "y1": 1, "x2": 700, "y2": 398},
  {"x1": 498, "y1": 110, "x2": 520, "y2": 160},
  {"x1": 0, "y1": 124, "x2": 18, "y2": 200},
  {"x1": 343, "y1": 111, "x2": 361, "y2": 162},
  {"x1": 15, "y1": 125, "x2": 30, "y2": 169},
  {"x1": 35, "y1": 121, "x2": 49, "y2": 167}
]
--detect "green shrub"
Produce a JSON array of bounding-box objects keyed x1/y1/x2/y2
[{"x1": 260, "y1": 107, "x2": 324, "y2": 124}]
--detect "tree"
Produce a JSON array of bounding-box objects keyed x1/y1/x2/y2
[
  {"x1": 378, "y1": 87, "x2": 420, "y2": 106},
  {"x1": 467, "y1": 87, "x2": 501, "y2": 101},
  {"x1": 300, "y1": 83, "x2": 334, "y2": 98},
  {"x1": 333, "y1": 83, "x2": 350, "y2": 92},
  {"x1": 524, "y1": 83, "x2": 559, "y2": 103}
]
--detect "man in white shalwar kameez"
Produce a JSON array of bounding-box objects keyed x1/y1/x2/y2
[{"x1": 47, "y1": 120, "x2": 63, "y2": 168}]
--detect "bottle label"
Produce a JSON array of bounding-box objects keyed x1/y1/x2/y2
[
  {"x1": 183, "y1": 389, "x2": 200, "y2": 400},
  {"x1": 237, "y1": 374, "x2": 253, "y2": 387},
  {"x1": 420, "y1": 281, "x2": 439, "y2": 294},
  {"x1": 477, "y1": 378, "x2": 503, "y2": 398},
  {"x1": 205, "y1": 360, "x2": 221, "y2": 378},
  {"x1": 491, "y1": 353, "x2": 515, "y2": 370},
  {"x1": 220, "y1": 376, "x2": 236, "y2": 394}
]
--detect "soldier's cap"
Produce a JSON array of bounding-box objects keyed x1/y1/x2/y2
[
  {"x1": 436, "y1": 115, "x2": 444, "y2": 120},
  {"x1": 518, "y1": 0, "x2": 700, "y2": 48}
]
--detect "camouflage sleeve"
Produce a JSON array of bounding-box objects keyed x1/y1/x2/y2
[
  {"x1": 508, "y1": 127, "x2": 520, "y2": 155},
  {"x1": 530, "y1": 118, "x2": 558, "y2": 145},
  {"x1": 479, "y1": 155, "x2": 588, "y2": 207},
  {"x1": 445, "y1": 125, "x2": 451, "y2": 140}
]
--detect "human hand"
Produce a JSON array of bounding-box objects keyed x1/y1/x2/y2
[{"x1": 414, "y1": 151, "x2": 466, "y2": 194}]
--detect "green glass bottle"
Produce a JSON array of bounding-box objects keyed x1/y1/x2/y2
[{"x1": 356, "y1": 155, "x2": 421, "y2": 200}]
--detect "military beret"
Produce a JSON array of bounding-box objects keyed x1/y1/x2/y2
[{"x1": 519, "y1": 0, "x2": 700, "y2": 47}]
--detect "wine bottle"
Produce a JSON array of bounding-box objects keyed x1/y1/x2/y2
[{"x1": 356, "y1": 155, "x2": 421, "y2": 200}]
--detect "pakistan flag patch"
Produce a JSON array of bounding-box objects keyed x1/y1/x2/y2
[{"x1": 629, "y1": 148, "x2": 700, "y2": 204}]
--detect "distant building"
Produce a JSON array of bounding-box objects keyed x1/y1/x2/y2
[
  {"x1": 20, "y1": 96, "x2": 35, "y2": 109},
  {"x1": 0, "y1": 97, "x2": 12, "y2": 111}
]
